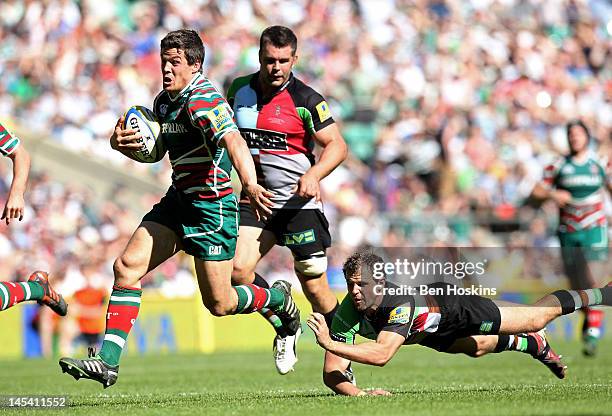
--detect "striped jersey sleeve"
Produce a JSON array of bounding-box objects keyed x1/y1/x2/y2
[
  {"x1": 0, "y1": 122, "x2": 20, "y2": 156},
  {"x1": 541, "y1": 157, "x2": 564, "y2": 189},
  {"x1": 187, "y1": 86, "x2": 239, "y2": 145}
]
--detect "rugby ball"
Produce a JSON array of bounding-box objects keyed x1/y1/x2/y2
[{"x1": 123, "y1": 105, "x2": 166, "y2": 163}]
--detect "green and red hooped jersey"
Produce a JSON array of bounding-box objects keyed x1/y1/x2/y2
[
  {"x1": 153, "y1": 73, "x2": 239, "y2": 200},
  {"x1": 227, "y1": 72, "x2": 335, "y2": 210},
  {"x1": 542, "y1": 154, "x2": 610, "y2": 232},
  {"x1": 0, "y1": 122, "x2": 20, "y2": 156}
]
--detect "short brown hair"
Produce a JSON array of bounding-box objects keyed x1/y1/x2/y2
[
  {"x1": 260, "y1": 25, "x2": 297, "y2": 55},
  {"x1": 342, "y1": 251, "x2": 384, "y2": 280},
  {"x1": 160, "y1": 29, "x2": 204, "y2": 68}
]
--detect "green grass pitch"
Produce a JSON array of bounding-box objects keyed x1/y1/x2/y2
[{"x1": 0, "y1": 340, "x2": 610, "y2": 416}]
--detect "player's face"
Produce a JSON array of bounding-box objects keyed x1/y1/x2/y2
[
  {"x1": 568, "y1": 125, "x2": 588, "y2": 154},
  {"x1": 347, "y1": 269, "x2": 380, "y2": 312},
  {"x1": 161, "y1": 48, "x2": 200, "y2": 96},
  {"x1": 259, "y1": 43, "x2": 297, "y2": 91}
]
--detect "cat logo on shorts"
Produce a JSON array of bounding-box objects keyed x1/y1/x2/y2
[{"x1": 208, "y1": 246, "x2": 222, "y2": 256}]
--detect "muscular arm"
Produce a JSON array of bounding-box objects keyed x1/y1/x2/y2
[
  {"x1": 323, "y1": 350, "x2": 362, "y2": 396},
  {"x1": 323, "y1": 330, "x2": 405, "y2": 367},
  {"x1": 220, "y1": 131, "x2": 258, "y2": 190},
  {"x1": 3, "y1": 145, "x2": 30, "y2": 224},
  {"x1": 7, "y1": 145, "x2": 29, "y2": 201},
  {"x1": 320, "y1": 330, "x2": 403, "y2": 396},
  {"x1": 308, "y1": 312, "x2": 404, "y2": 391},
  {"x1": 531, "y1": 181, "x2": 571, "y2": 207},
  {"x1": 530, "y1": 182, "x2": 552, "y2": 200},
  {"x1": 310, "y1": 297, "x2": 400, "y2": 396},
  {"x1": 309, "y1": 123, "x2": 348, "y2": 182},
  {"x1": 220, "y1": 131, "x2": 273, "y2": 219},
  {"x1": 296, "y1": 123, "x2": 347, "y2": 201}
]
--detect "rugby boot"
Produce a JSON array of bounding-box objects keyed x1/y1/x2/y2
[
  {"x1": 28, "y1": 271, "x2": 67, "y2": 316},
  {"x1": 59, "y1": 347, "x2": 119, "y2": 388},
  {"x1": 530, "y1": 329, "x2": 567, "y2": 379}
]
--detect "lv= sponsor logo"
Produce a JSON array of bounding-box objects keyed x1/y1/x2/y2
[{"x1": 283, "y1": 229, "x2": 315, "y2": 246}]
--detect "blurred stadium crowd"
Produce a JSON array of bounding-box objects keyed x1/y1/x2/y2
[{"x1": 0, "y1": 0, "x2": 610, "y2": 302}]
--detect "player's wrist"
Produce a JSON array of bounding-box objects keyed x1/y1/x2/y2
[
  {"x1": 242, "y1": 182, "x2": 259, "y2": 195},
  {"x1": 305, "y1": 167, "x2": 323, "y2": 181},
  {"x1": 8, "y1": 185, "x2": 25, "y2": 195},
  {"x1": 321, "y1": 338, "x2": 335, "y2": 351}
]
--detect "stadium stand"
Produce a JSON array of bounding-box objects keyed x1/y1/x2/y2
[{"x1": 0, "y1": 0, "x2": 610, "y2": 294}]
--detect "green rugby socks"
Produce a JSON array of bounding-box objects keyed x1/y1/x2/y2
[
  {"x1": 0, "y1": 281, "x2": 44, "y2": 310},
  {"x1": 233, "y1": 284, "x2": 285, "y2": 314},
  {"x1": 99, "y1": 285, "x2": 142, "y2": 367}
]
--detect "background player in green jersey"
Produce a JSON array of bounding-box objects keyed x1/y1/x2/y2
[
  {"x1": 59, "y1": 30, "x2": 301, "y2": 388},
  {"x1": 531, "y1": 120, "x2": 611, "y2": 356},
  {"x1": 307, "y1": 251, "x2": 611, "y2": 396},
  {"x1": 227, "y1": 26, "x2": 348, "y2": 375},
  {"x1": 0, "y1": 122, "x2": 67, "y2": 317}
]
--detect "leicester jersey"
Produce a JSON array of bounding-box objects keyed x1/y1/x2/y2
[
  {"x1": 227, "y1": 72, "x2": 335, "y2": 210},
  {"x1": 153, "y1": 73, "x2": 238, "y2": 200},
  {"x1": 0, "y1": 122, "x2": 20, "y2": 156},
  {"x1": 542, "y1": 154, "x2": 610, "y2": 232}
]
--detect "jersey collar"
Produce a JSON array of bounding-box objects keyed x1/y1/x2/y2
[
  {"x1": 168, "y1": 72, "x2": 203, "y2": 102},
  {"x1": 568, "y1": 150, "x2": 595, "y2": 166},
  {"x1": 252, "y1": 71, "x2": 294, "y2": 100}
]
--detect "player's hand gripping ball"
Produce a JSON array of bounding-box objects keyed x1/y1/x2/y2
[{"x1": 123, "y1": 106, "x2": 166, "y2": 163}]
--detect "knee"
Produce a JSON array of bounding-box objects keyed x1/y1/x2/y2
[
  {"x1": 294, "y1": 253, "x2": 327, "y2": 278},
  {"x1": 294, "y1": 255, "x2": 329, "y2": 300},
  {"x1": 113, "y1": 256, "x2": 140, "y2": 286}
]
